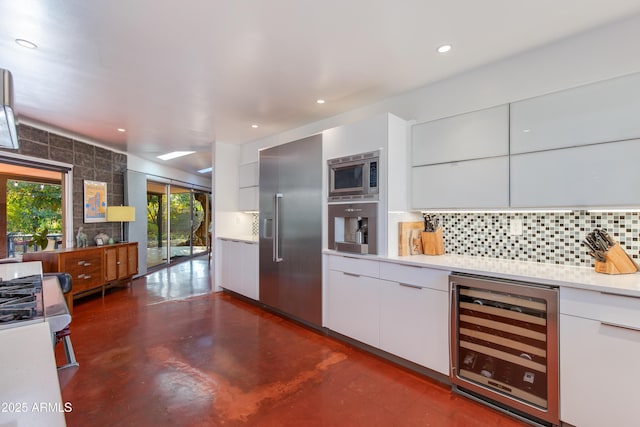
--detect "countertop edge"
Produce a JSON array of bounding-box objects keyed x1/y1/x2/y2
[{"x1": 323, "y1": 250, "x2": 640, "y2": 298}]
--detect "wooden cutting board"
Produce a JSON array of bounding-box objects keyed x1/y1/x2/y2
[{"x1": 398, "y1": 221, "x2": 424, "y2": 256}]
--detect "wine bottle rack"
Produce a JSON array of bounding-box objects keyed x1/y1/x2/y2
[{"x1": 450, "y1": 274, "x2": 559, "y2": 426}]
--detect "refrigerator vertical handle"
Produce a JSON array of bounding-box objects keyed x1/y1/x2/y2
[{"x1": 273, "y1": 193, "x2": 284, "y2": 262}]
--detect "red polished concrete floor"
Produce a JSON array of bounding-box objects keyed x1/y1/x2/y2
[{"x1": 56, "y1": 257, "x2": 528, "y2": 427}]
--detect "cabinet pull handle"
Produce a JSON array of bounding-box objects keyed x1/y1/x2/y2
[
  {"x1": 601, "y1": 321, "x2": 640, "y2": 333},
  {"x1": 116, "y1": 261, "x2": 121, "y2": 265},
  {"x1": 399, "y1": 282, "x2": 422, "y2": 290},
  {"x1": 83, "y1": 275, "x2": 91, "y2": 280},
  {"x1": 77, "y1": 261, "x2": 85, "y2": 265},
  {"x1": 343, "y1": 272, "x2": 360, "y2": 278},
  {"x1": 399, "y1": 263, "x2": 423, "y2": 269},
  {"x1": 600, "y1": 291, "x2": 640, "y2": 300},
  {"x1": 83, "y1": 262, "x2": 91, "y2": 266},
  {"x1": 77, "y1": 274, "x2": 85, "y2": 279}
]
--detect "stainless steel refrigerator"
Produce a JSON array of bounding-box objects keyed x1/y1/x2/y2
[{"x1": 259, "y1": 134, "x2": 322, "y2": 328}]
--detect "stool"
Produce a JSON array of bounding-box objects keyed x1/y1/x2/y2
[
  {"x1": 44, "y1": 272, "x2": 79, "y2": 370},
  {"x1": 55, "y1": 326, "x2": 79, "y2": 369}
]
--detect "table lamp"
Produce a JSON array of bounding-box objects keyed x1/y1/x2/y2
[{"x1": 106, "y1": 206, "x2": 136, "y2": 242}]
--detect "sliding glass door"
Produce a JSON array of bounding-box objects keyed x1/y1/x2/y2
[
  {"x1": 146, "y1": 181, "x2": 210, "y2": 269},
  {"x1": 147, "y1": 182, "x2": 168, "y2": 268}
]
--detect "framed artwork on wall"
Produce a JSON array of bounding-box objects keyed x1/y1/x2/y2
[{"x1": 84, "y1": 180, "x2": 107, "y2": 223}]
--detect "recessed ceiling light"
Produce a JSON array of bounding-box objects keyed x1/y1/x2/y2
[
  {"x1": 157, "y1": 151, "x2": 196, "y2": 161},
  {"x1": 15, "y1": 39, "x2": 37, "y2": 49},
  {"x1": 316, "y1": 99, "x2": 325, "y2": 104},
  {"x1": 197, "y1": 167, "x2": 213, "y2": 174},
  {"x1": 117, "y1": 128, "x2": 126, "y2": 132},
  {"x1": 437, "y1": 44, "x2": 452, "y2": 54},
  {"x1": 251, "y1": 124, "x2": 259, "y2": 128}
]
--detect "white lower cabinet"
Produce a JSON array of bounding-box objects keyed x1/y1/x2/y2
[
  {"x1": 219, "y1": 239, "x2": 258, "y2": 300},
  {"x1": 560, "y1": 288, "x2": 640, "y2": 427},
  {"x1": 379, "y1": 281, "x2": 449, "y2": 374},
  {"x1": 326, "y1": 269, "x2": 381, "y2": 347},
  {"x1": 326, "y1": 254, "x2": 450, "y2": 374}
]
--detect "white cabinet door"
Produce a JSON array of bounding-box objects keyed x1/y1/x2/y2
[
  {"x1": 220, "y1": 240, "x2": 258, "y2": 300},
  {"x1": 412, "y1": 156, "x2": 509, "y2": 209},
  {"x1": 241, "y1": 242, "x2": 259, "y2": 300},
  {"x1": 510, "y1": 139, "x2": 640, "y2": 208},
  {"x1": 239, "y1": 162, "x2": 259, "y2": 188},
  {"x1": 412, "y1": 104, "x2": 509, "y2": 166},
  {"x1": 326, "y1": 269, "x2": 381, "y2": 348},
  {"x1": 560, "y1": 314, "x2": 640, "y2": 427},
  {"x1": 238, "y1": 186, "x2": 258, "y2": 211},
  {"x1": 511, "y1": 72, "x2": 640, "y2": 154},
  {"x1": 379, "y1": 281, "x2": 449, "y2": 374},
  {"x1": 220, "y1": 240, "x2": 242, "y2": 294}
]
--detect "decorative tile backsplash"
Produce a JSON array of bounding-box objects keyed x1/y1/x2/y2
[
  {"x1": 251, "y1": 213, "x2": 259, "y2": 236},
  {"x1": 407, "y1": 211, "x2": 639, "y2": 267}
]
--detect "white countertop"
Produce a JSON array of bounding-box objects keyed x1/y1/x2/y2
[
  {"x1": 0, "y1": 322, "x2": 68, "y2": 427},
  {"x1": 325, "y1": 250, "x2": 640, "y2": 298},
  {"x1": 0, "y1": 273, "x2": 71, "y2": 427}
]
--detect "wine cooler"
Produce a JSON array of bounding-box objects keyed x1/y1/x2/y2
[{"x1": 450, "y1": 273, "x2": 559, "y2": 427}]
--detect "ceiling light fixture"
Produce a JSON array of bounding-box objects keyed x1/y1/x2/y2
[
  {"x1": 437, "y1": 44, "x2": 452, "y2": 54},
  {"x1": 117, "y1": 128, "x2": 126, "y2": 132},
  {"x1": 197, "y1": 167, "x2": 213, "y2": 174},
  {"x1": 251, "y1": 124, "x2": 259, "y2": 128},
  {"x1": 316, "y1": 99, "x2": 325, "y2": 104},
  {"x1": 157, "y1": 151, "x2": 195, "y2": 161},
  {"x1": 15, "y1": 39, "x2": 37, "y2": 49}
]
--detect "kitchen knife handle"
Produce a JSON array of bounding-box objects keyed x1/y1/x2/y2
[{"x1": 273, "y1": 193, "x2": 283, "y2": 263}]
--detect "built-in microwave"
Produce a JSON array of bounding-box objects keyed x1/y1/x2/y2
[{"x1": 328, "y1": 150, "x2": 379, "y2": 202}]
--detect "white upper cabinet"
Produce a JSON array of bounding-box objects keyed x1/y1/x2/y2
[
  {"x1": 239, "y1": 162, "x2": 259, "y2": 188},
  {"x1": 412, "y1": 156, "x2": 509, "y2": 209},
  {"x1": 238, "y1": 162, "x2": 259, "y2": 211},
  {"x1": 410, "y1": 104, "x2": 509, "y2": 210},
  {"x1": 412, "y1": 104, "x2": 509, "y2": 166},
  {"x1": 510, "y1": 72, "x2": 640, "y2": 154},
  {"x1": 510, "y1": 139, "x2": 640, "y2": 208}
]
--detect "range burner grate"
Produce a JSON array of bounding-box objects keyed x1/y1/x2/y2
[{"x1": 0, "y1": 275, "x2": 42, "y2": 323}]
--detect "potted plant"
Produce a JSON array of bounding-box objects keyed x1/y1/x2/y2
[{"x1": 28, "y1": 227, "x2": 50, "y2": 251}]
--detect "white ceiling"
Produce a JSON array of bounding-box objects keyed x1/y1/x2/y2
[{"x1": 1, "y1": 1, "x2": 640, "y2": 174}]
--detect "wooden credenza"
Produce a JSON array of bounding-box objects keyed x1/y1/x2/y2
[{"x1": 23, "y1": 242, "x2": 138, "y2": 313}]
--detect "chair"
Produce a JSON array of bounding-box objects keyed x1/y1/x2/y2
[{"x1": 44, "y1": 272, "x2": 79, "y2": 369}]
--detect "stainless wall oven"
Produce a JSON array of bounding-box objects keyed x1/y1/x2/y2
[{"x1": 450, "y1": 273, "x2": 559, "y2": 427}]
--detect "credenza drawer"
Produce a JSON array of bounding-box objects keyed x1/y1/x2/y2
[{"x1": 62, "y1": 251, "x2": 103, "y2": 290}]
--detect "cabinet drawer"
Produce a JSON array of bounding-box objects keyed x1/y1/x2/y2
[
  {"x1": 379, "y1": 262, "x2": 450, "y2": 291},
  {"x1": 62, "y1": 252, "x2": 103, "y2": 289},
  {"x1": 327, "y1": 255, "x2": 379, "y2": 278},
  {"x1": 560, "y1": 287, "x2": 640, "y2": 330}
]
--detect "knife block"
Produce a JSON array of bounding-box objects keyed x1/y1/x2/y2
[
  {"x1": 421, "y1": 228, "x2": 445, "y2": 255},
  {"x1": 594, "y1": 243, "x2": 638, "y2": 274}
]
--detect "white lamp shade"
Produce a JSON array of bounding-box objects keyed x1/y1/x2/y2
[{"x1": 106, "y1": 206, "x2": 135, "y2": 222}]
